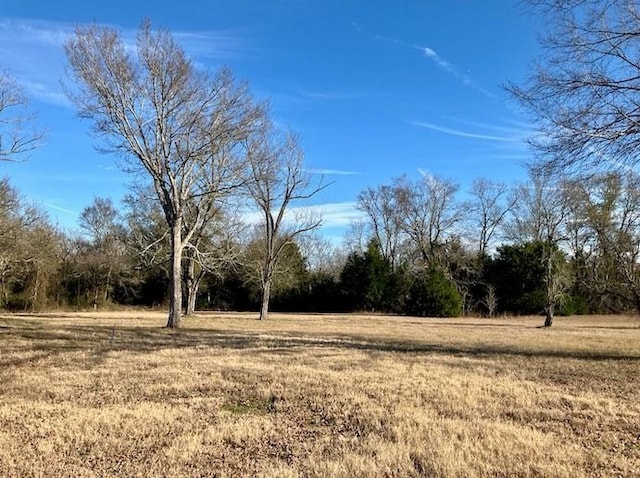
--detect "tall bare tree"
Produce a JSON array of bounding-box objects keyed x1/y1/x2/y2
[
  {"x1": 356, "y1": 183, "x2": 404, "y2": 269},
  {"x1": 65, "y1": 22, "x2": 263, "y2": 327},
  {"x1": 78, "y1": 197, "x2": 127, "y2": 309},
  {"x1": 21, "y1": 223, "x2": 62, "y2": 311},
  {"x1": 465, "y1": 178, "x2": 515, "y2": 257},
  {"x1": 245, "y1": 129, "x2": 324, "y2": 321},
  {"x1": 509, "y1": 0, "x2": 640, "y2": 175},
  {"x1": 0, "y1": 71, "x2": 43, "y2": 160},
  {"x1": 395, "y1": 174, "x2": 461, "y2": 267}
]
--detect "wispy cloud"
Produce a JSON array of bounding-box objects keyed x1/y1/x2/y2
[
  {"x1": 353, "y1": 23, "x2": 493, "y2": 98},
  {"x1": 242, "y1": 201, "x2": 365, "y2": 229},
  {"x1": 174, "y1": 30, "x2": 254, "y2": 60},
  {"x1": 410, "y1": 121, "x2": 522, "y2": 142},
  {"x1": 299, "y1": 91, "x2": 352, "y2": 101},
  {"x1": 44, "y1": 203, "x2": 78, "y2": 216},
  {"x1": 0, "y1": 18, "x2": 249, "y2": 107},
  {"x1": 296, "y1": 89, "x2": 378, "y2": 101},
  {"x1": 0, "y1": 19, "x2": 72, "y2": 105},
  {"x1": 19, "y1": 79, "x2": 71, "y2": 108},
  {"x1": 300, "y1": 202, "x2": 366, "y2": 228},
  {"x1": 411, "y1": 117, "x2": 535, "y2": 167},
  {"x1": 417, "y1": 168, "x2": 436, "y2": 180},
  {"x1": 305, "y1": 168, "x2": 361, "y2": 176},
  {"x1": 421, "y1": 47, "x2": 456, "y2": 76}
]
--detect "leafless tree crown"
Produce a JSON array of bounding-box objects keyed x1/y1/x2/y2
[
  {"x1": 509, "y1": 0, "x2": 640, "y2": 176},
  {"x1": 0, "y1": 71, "x2": 44, "y2": 160}
]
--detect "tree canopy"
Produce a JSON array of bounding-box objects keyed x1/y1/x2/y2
[{"x1": 509, "y1": 0, "x2": 640, "y2": 176}]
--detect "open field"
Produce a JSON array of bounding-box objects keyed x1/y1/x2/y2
[{"x1": 0, "y1": 312, "x2": 638, "y2": 477}]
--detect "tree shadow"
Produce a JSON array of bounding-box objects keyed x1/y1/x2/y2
[{"x1": 2, "y1": 317, "x2": 638, "y2": 367}]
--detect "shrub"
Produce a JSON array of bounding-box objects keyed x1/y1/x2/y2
[{"x1": 406, "y1": 266, "x2": 462, "y2": 317}]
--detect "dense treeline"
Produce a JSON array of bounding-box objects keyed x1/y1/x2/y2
[{"x1": 2, "y1": 168, "x2": 640, "y2": 319}]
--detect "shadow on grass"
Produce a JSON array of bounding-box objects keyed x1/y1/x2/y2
[{"x1": 1, "y1": 316, "x2": 639, "y2": 367}]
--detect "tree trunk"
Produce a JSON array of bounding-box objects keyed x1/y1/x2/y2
[
  {"x1": 0, "y1": 273, "x2": 5, "y2": 309},
  {"x1": 184, "y1": 256, "x2": 206, "y2": 316},
  {"x1": 544, "y1": 304, "x2": 554, "y2": 327},
  {"x1": 544, "y1": 241, "x2": 554, "y2": 327},
  {"x1": 103, "y1": 267, "x2": 112, "y2": 304},
  {"x1": 166, "y1": 222, "x2": 183, "y2": 328},
  {"x1": 259, "y1": 279, "x2": 272, "y2": 321},
  {"x1": 185, "y1": 288, "x2": 197, "y2": 316},
  {"x1": 31, "y1": 267, "x2": 40, "y2": 312},
  {"x1": 184, "y1": 256, "x2": 196, "y2": 316},
  {"x1": 93, "y1": 286, "x2": 99, "y2": 311}
]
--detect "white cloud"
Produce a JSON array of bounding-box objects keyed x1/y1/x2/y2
[
  {"x1": 353, "y1": 23, "x2": 493, "y2": 98},
  {"x1": 19, "y1": 79, "x2": 71, "y2": 108},
  {"x1": 314, "y1": 202, "x2": 366, "y2": 228},
  {"x1": 421, "y1": 47, "x2": 455, "y2": 74},
  {"x1": 298, "y1": 90, "x2": 358, "y2": 101},
  {"x1": 44, "y1": 203, "x2": 78, "y2": 216},
  {"x1": 174, "y1": 29, "x2": 253, "y2": 59},
  {"x1": 411, "y1": 120, "x2": 523, "y2": 142},
  {"x1": 241, "y1": 201, "x2": 365, "y2": 230},
  {"x1": 0, "y1": 19, "x2": 71, "y2": 106},
  {"x1": 417, "y1": 168, "x2": 436, "y2": 181},
  {"x1": 0, "y1": 18, "x2": 249, "y2": 107},
  {"x1": 410, "y1": 118, "x2": 534, "y2": 168},
  {"x1": 305, "y1": 168, "x2": 361, "y2": 176}
]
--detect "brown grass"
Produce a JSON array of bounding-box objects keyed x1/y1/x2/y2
[{"x1": 0, "y1": 312, "x2": 638, "y2": 477}]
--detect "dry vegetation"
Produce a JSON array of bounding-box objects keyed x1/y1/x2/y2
[{"x1": 0, "y1": 311, "x2": 638, "y2": 477}]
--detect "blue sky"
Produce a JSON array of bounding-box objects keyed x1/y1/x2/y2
[{"x1": 1, "y1": 1, "x2": 539, "y2": 240}]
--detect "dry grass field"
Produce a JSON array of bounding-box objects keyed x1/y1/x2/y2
[{"x1": 0, "y1": 311, "x2": 638, "y2": 477}]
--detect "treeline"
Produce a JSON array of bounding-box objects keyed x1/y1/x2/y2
[
  {"x1": 344, "y1": 171, "x2": 640, "y2": 323},
  {"x1": 2, "y1": 168, "x2": 640, "y2": 320}
]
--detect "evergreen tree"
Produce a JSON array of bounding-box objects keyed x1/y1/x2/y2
[
  {"x1": 486, "y1": 242, "x2": 547, "y2": 315},
  {"x1": 406, "y1": 266, "x2": 462, "y2": 317}
]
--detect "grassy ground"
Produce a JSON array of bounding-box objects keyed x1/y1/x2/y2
[{"x1": 0, "y1": 312, "x2": 638, "y2": 477}]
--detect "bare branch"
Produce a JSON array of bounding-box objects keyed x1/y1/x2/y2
[
  {"x1": 509, "y1": 0, "x2": 640, "y2": 176},
  {"x1": 0, "y1": 71, "x2": 44, "y2": 160}
]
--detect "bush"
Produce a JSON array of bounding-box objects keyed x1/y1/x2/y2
[
  {"x1": 559, "y1": 294, "x2": 589, "y2": 316},
  {"x1": 406, "y1": 267, "x2": 462, "y2": 317}
]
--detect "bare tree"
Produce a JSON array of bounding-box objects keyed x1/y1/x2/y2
[
  {"x1": 78, "y1": 197, "x2": 127, "y2": 309},
  {"x1": 124, "y1": 184, "x2": 246, "y2": 316},
  {"x1": 21, "y1": 223, "x2": 62, "y2": 311},
  {"x1": 245, "y1": 129, "x2": 324, "y2": 321},
  {"x1": 0, "y1": 179, "x2": 56, "y2": 310},
  {"x1": 571, "y1": 172, "x2": 640, "y2": 313},
  {"x1": 343, "y1": 219, "x2": 369, "y2": 255},
  {"x1": 509, "y1": 0, "x2": 640, "y2": 176},
  {"x1": 0, "y1": 71, "x2": 43, "y2": 160},
  {"x1": 65, "y1": 22, "x2": 263, "y2": 327},
  {"x1": 395, "y1": 174, "x2": 461, "y2": 267},
  {"x1": 356, "y1": 183, "x2": 404, "y2": 269},
  {"x1": 465, "y1": 178, "x2": 515, "y2": 257},
  {"x1": 297, "y1": 232, "x2": 345, "y2": 278},
  {"x1": 483, "y1": 284, "x2": 498, "y2": 318}
]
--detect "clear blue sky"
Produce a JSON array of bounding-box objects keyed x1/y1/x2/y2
[{"x1": 1, "y1": 1, "x2": 540, "y2": 240}]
